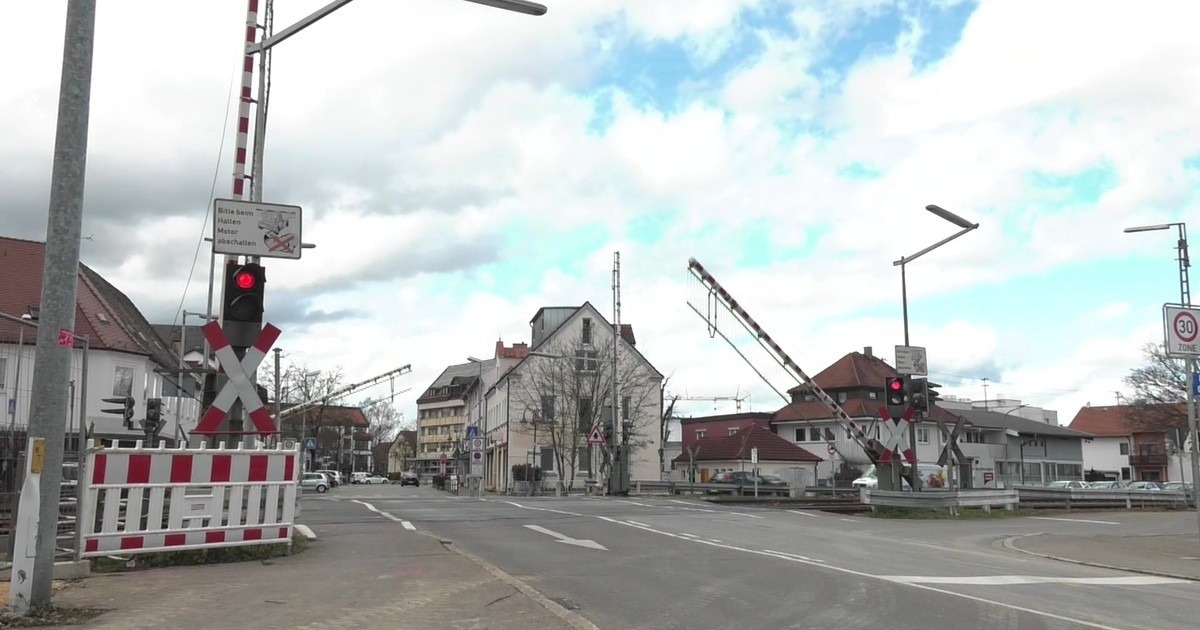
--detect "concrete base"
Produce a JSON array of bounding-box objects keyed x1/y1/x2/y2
[{"x1": 0, "y1": 560, "x2": 91, "y2": 582}]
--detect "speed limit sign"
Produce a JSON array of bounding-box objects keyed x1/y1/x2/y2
[{"x1": 1164, "y1": 305, "x2": 1200, "y2": 357}]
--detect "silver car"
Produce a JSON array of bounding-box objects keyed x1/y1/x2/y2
[{"x1": 301, "y1": 472, "x2": 330, "y2": 493}]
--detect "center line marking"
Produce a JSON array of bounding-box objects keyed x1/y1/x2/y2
[{"x1": 788, "y1": 510, "x2": 819, "y2": 517}]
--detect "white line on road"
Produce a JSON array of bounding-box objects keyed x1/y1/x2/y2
[
  {"x1": 351, "y1": 499, "x2": 405, "y2": 524},
  {"x1": 401, "y1": 520, "x2": 416, "y2": 531},
  {"x1": 598, "y1": 517, "x2": 1131, "y2": 630},
  {"x1": 729, "y1": 512, "x2": 764, "y2": 519},
  {"x1": 787, "y1": 510, "x2": 819, "y2": 517},
  {"x1": 839, "y1": 518, "x2": 856, "y2": 523},
  {"x1": 1030, "y1": 516, "x2": 1120, "y2": 525},
  {"x1": 881, "y1": 575, "x2": 1184, "y2": 586},
  {"x1": 502, "y1": 501, "x2": 582, "y2": 517},
  {"x1": 524, "y1": 525, "x2": 608, "y2": 550},
  {"x1": 762, "y1": 549, "x2": 824, "y2": 563}
]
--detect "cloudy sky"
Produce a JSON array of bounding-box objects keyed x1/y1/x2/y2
[{"x1": 4, "y1": 0, "x2": 1199, "y2": 427}]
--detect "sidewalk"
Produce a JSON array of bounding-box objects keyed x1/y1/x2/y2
[
  {"x1": 1009, "y1": 532, "x2": 1200, "y2": 580},
  {"x1": 50, "y1": 520, "x2": 585, "y2": 629}
]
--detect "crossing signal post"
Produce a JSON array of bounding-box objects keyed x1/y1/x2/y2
[
  {"x1": 907, "y1": 378, "x2": 929, "y2": 413},
  {"x1": 101, "y1": 396, "x2": 135, "y2": 430},
  {"x1": 143, "y1": 398, "x2": 164, "y2": 440},
  {"x1": 213, "y1": 260, "x2": 267, "y2": 441}
]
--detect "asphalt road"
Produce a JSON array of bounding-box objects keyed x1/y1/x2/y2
[{"x1": 301, "y1": 486, "x2": 1200, "y2": 630}]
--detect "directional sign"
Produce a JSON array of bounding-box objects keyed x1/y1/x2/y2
[
  {"x1": 212, "y1": 198, "x2": 302, "y2": 260},
  {"x1": 193, "y1": 321, "x2": 281, "y2": 436},
  {"x1": 1164, "y1": 305, "x2": 1200, "y2": 357},
  {"x1": 587, "y1": 424, "x2": 605, "y2": 445},
  {"x1": 876, "y1": 406, "x2": 915, "y2": 464}
]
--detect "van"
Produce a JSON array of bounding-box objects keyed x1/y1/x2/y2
[
  {"x1": 851, "y1": 463, "x2": 947, "y2": 490},
  {"x1": 350, "y1": 472, "x2": 369, "y2": 485}
]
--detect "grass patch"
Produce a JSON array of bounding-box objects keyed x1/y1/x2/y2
[
  {"x1": 868, "y1": 506, "x2": 1033, "y2": 519},
  {"x1": 91, "y1": 533, "x2": 308, "y2": 573}
]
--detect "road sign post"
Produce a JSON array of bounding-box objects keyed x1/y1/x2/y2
[
  {"x1": 894, "y1": 345, "x2": 928, "y2": 376},
  {"x1": 193, "y1": 321, "x2": 281, "y2": 439}
]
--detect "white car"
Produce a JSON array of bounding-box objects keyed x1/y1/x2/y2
[
  {"x1": 363, "y1": 475, "x2": 389, "y2": 485},
  {"x1": 1046, "y1": 480, "x2": 1090, "y2": 489}
]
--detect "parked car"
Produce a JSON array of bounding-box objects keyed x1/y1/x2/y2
[
  {"x1": 1047, "y1": 480, "x2": 1091, "y2": 489},
  {"x1": 1127, "y1": 481, "x2": 1163, "y2": 491},
  {"x1": 350, "y1": 472, "x2": 369, "y2": 484},
  {"x1": 363, "y1": 475, "x2": 388, "y2": 484},
  {"x1": 1162, "y1": 482, "x2": 1193, "y2": 492},
  {"x1": 758, "y1": 474, "x2": 788, "y2": 487},
  {"x1": 1087, "y1": 480, "x2": 1127, "y2": 489},
  {"x1": 315, "y1": 470, "x2": 343, "y2": 487},
  {"x1": 851, "y1": 463, "x2": 946, "y2": 490},
  {"x1": 301, "y1": 472, "x2": 330, "y2": 493},
  {"x1": 399, "y1": 471, "x2": 420, "y2": 487}
]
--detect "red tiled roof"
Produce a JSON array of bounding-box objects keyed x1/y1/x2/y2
[
  {"x1": 793, "y1": 350, "x2": 899, "y2": 392},
  {"x1": 774, "y1": 399, "x2": 879, "y2": 422},
  {"x1": 496, "y1": 340, "x2": 530, "y2": 359},
  {"x1": 1067, "y1": 404, "x2": 1184, "y2": 437},
  {"x1": 619, "y1": 324, "x2": 636, "y2": 346},
  {"x1": 672, "y1": 424, "x2": 821, "y2": 463},
  {"x1": 282, "y1": 404, "x2": 369, "y2": 428},
  {"x1": 0, "y1": 236, "x2": 175, "y2": 367}
]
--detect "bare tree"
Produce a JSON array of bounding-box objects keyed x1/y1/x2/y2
[
  {"x1": 361, "y1": 398, "x2": 401, "y2": 448},
  {"x1": 1122, "y1": 342, "x2": 1188, "y2": 433},
  {"x1": 510, "y1": 331, "x2": 660, "y2": 490}
]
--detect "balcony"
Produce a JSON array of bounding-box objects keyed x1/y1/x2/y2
[{"x1": 1130, "y1": 453, "x2": 1168, "y2": 467}]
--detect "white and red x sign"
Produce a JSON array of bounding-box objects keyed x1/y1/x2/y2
[
  {"x1": 876, "y1": 406, "x2": 915, "y2": 464},
  {"x1": 194, "y1": 321, "x2": 281, "y2": 437}
]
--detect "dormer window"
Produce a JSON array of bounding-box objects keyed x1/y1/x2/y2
[{"x1": 582, "y1": 318, "x2": 593, "y2": 345}]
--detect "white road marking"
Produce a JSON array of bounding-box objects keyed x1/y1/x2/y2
[
  {"x1": 787, "y1": 510, "x2": 819, "y2": 517},
  {"x1": 597, "y1": 517, "x2": 1135, "y2": 630},
  {"x1": 627, "y1": 520, "x2": 651, "y2": 528},
  {"x1": 839, "y1": 518, "x2": 856, "y2": 523},
  {"x1": 1030, "y1": 516, "x2": 1120, "y2": 525},
  {"x1": 351, "y1": 500, "x2": 406, "y2": 524},
  {"x1": 524, "y1": 524, "x2": 608, "y2": 550},
  {"x1": 613, "y1": 499, "x2": 653, "y2": 507},
  {"x1": 881, "y1": 575, "x2": 1184, "y2": 586},
  {"x1": 762, "y1": 549, "x2": 824, "y2": 563},
  {"x1": 502, "y1": 501, "x2": 582, "y2": 517},
  {"x1": 401, "y1": 520, "x2": 416, "y2": 531},
  {"x1": 729, "y1": 512, "x2": 764, "y2": 519}
]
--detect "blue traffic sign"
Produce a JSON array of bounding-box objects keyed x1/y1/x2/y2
[
  {"x1": 304, "y1": 437, "x2": 317, "y2": 451},
  {"x1": 465, "y1": 425, "x2": 480, "y2": 439},
  {"x1": 1193, "y1": 373, "x2": 1200, "y2": 397}
]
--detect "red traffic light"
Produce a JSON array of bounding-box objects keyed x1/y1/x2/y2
[
  {"x1": 888, "y1": 378, "x2": 903, "y2": 392},
  {"x1": 234, "y1": 270, "x2": 257, "y2": 290}
]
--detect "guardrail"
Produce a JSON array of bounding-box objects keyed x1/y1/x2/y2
[
  {"x1": 862, "y1": 488, "x2": 1019, "y2": 511},
  {"x1": 1013, "y1": 486, "x2": 1194, "y2": 509},
  {"x1": 630, "y1": 480, "x2": 798, "y2": 497}
]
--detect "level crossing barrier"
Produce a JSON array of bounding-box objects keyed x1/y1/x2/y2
[{"x1": 79, "y1": 442, "x2": 299, "y2": 557}]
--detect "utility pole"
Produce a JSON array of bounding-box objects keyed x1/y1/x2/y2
[{"x1": 9, "y1": 0, "x2": 96, "y2": 612}]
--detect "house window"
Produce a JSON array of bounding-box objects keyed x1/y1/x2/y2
[
  {"x1": 837, "y1": 392, "x2": 847, "y2": 403},
  {"x1": 1139, "y1": 443, "x2": 1158, "y2": 456},
  {"x1": 622, "y1": 396, "x2": 631, "y2": 422},
  {"x1": 867, "y1": 392, "x2": 878, "y2": 400},
  {"x1": 1119, "y1": 442, "x2": 1129, "y2": 455},
  {"x1": 112, "y1": 365, "x2": 134, "y2": 396},
  {"x1": 578, "y1": 397, "x2": 592, "y2": 434},
  {"x1": 1120, "y1": 467, "x2": 1131, "y2": 480},
  {"x1": 824, "y1": 427, "x2": 835, "y2": 441},
  {"x1": 917, "y1": 428, "x2": 929, "y2": 444},
  {"x1": 575, "y1": 350, "x2": 599, "y2": 372},
  {"x1": 541, "y1": 395, "x2": 556, "y2": 421},
  {"x1": 540, "y1": 448, "x2": 555, "y2": 471},
  {"x1": 808, "y1": 427, "x2": 824, "y2": 442},
  {"x1": 794, "y1": 428, "x2": 804, "y2": 442},
  {"x1": 696, "y1": 430, "x2": 706, "y2": 439},
  {"x1": 0, "y1": 357, "x2": 6, "y2": 392},
  {"x1": 728, "y1": 428, "x2": 738, "y2": 436},
  {"x1": 582, "y1": 318, "x2": 593, "y2": 345}
]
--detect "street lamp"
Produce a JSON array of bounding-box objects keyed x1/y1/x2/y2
[
  {"x1": 1123, "y1": 221, "x2": 1200, "y2": 535},
  {"x1": 893, "y1": 205, "x2": 981, "y2": 346}
]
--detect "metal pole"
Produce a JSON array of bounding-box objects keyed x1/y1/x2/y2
[
  {"x1": 10, "y1": 325, "x2": 23, "y2": 435},
  {"x1": 900, "y1": 258, "x2": 910, "y2": 346},
  {"x1": 12, "y1": 0, "x2": 96, "y2": 611},
  {"x1": 74, "y1": 336, "x2": 88, "y2": 563},
  {"x1": 274, "y1": 348, "x2": 282, "y2": 444}
]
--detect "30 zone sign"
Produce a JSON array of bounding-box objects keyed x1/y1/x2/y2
[{"x1": 1164, "y1": 305, "x2": 1200, "y2": 357}]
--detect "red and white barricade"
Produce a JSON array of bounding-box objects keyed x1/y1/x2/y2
[{"x1": 79, "y1": 442, "x2": 300, "y2": 557}]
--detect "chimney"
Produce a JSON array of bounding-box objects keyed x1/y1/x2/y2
[
  {"x1": 863, "y1": 346, "x2": 873, "y2": 357},
  {"x1": 495, "y1": 340, "x2": 504, "y2": 355}
]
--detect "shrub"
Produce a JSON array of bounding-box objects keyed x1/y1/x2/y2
[{"x1": 512, "y1": 463, "x2": 542, "y2": 482}]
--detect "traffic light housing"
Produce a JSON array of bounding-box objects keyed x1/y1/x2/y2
[
  {"x1": 102, "y1": 395, "x2": 135, "y2": 429},
  {"x1": 143, "y1": 397, "x2": 165, "y2": 437},
  {"x1": 885, "y1": 376, "x2": 906, "y2": 417},
  {"x1": 907, "y1": 378, "x2": 929, "y2": 413},
  {"x1": 223, "y1": 261, "x2": 265, "y2": 325}
]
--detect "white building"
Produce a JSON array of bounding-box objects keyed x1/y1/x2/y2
[{"x1": 1, "y1": 237, "x2": 187, "y2": 446}]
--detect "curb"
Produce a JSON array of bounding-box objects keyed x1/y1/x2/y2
[
  {"x1": 422, "y1": 531, "x2": 599, "y2": 630},
  {"x1": 294, "y1": 524, "x2": 317, "y2": 541},
  {"x1": 1001, "y1": 534, "x2": 1200, "y2": 583}
]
